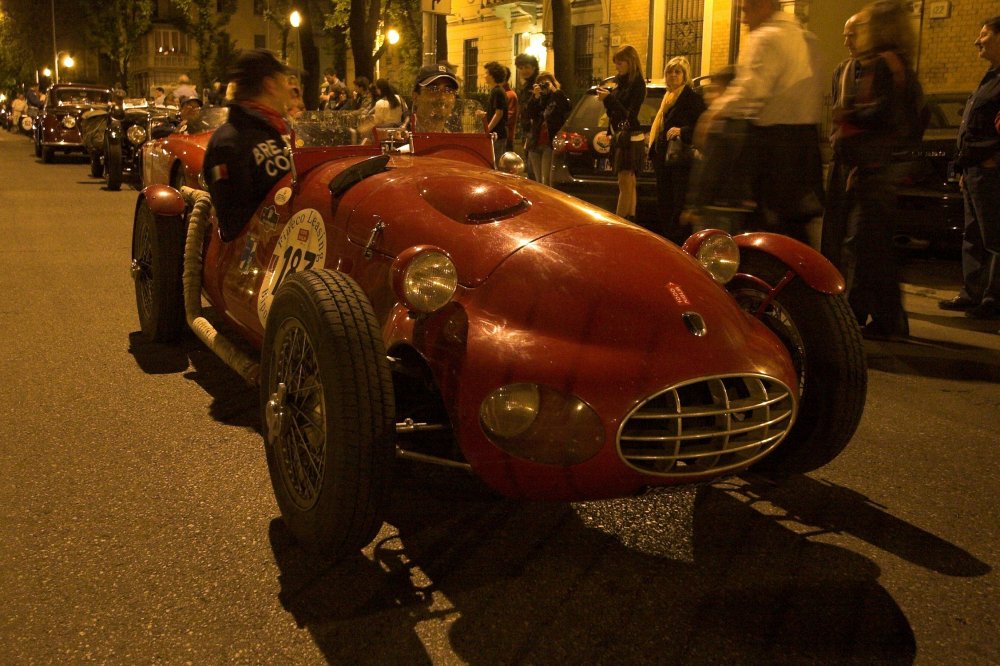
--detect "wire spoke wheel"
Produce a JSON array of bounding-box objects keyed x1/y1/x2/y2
[
  {"x1": 270, "y1": 318, "x2": 327, "y2": 510},
  {"x1": 133, "y1": 212, "x2": 155, "y2": 322},
  {"x1": 130, "y1": 198, "x2": 185, "y2": 342},
  {"x1": 260, "y1": 269, "x2": 395, "y2": 561}
]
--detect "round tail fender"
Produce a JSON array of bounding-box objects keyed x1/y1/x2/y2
[
  {"x1": 734, "y1": 232, "x2": 844, "y2": 295},
  {"x1": 142, "y1": 184, "x2": 187, "y2": 217}
]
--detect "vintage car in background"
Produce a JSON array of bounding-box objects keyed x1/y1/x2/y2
[
  {"x1": 81, "y1": 98, "x2": 178, "y2": 189},
  {"x1": 140, "y1": 106, "x2": 229, "y2": 191},
  {"x1": 131, "y1": 107, "x2": 866, "y2": 563},
  {"x1": 33, "y1": 83, "x2": 112, "y2": 162},
  {"x1": 892, "y1": 91, "x2": 969, "y2": 256},
  {"x1": 551, "y1": 82, "x2": 666, "y2": 235}
]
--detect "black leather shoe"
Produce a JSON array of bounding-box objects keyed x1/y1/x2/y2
[
  {"x1": 966, "y1": 299, "x2": 1000, "y2": 319},
  {"x1": 939, "y1": 295, "x2": 977, "y2": 311}
]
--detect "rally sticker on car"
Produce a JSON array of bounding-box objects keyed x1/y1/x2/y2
[
  {"x1": 257, "y1": 208, "x2": 328, "y2": 326},
  {"x1": 592, "y1": 131, "x2": 612, "y2": 155}
]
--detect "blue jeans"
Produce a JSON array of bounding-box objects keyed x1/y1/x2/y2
[{"x1": 959, "y1": 164, "x2": 1000, "y2": 304}]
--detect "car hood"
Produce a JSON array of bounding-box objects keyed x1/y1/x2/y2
[
  {"x1": 346, "y1": 159, "x2": 621, "y2": 286},
  {"x1": 466, "y1": 222, "x2": 796, "y2": 383}
]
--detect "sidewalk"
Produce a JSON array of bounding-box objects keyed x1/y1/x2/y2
[{"x1": 899, "y1": 256, "x2": 1000, "y2": 353}]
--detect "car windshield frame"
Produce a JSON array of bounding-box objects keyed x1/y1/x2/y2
[{"x1": 53, "y1": 88, "x2": 111, "y2": 107}]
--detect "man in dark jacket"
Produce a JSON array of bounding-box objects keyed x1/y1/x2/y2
[
  {"x1": 939, "y1": 16, "x2": 1000, "y2": 320},
  {"x1": 203, "y1": 49, "x2": 292, "y2": 242}
]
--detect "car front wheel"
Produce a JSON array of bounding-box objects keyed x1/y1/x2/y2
[
  {"x1": 260, "y1": 270, "x2": 395, "y2": 561},
  {"x1": 131, "y1": 197, "x2": 185, "y2": 342},
  {"x1": 730, "y1": 250, "x2": 867, "y2": 474},
  {"x1": 105, "y1": 138, "x2": 122, "y2": 191}
]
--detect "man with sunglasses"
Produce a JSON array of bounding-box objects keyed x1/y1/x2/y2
[{"x1": 410, "y1": 64, "x2": 460, "y2": 133}]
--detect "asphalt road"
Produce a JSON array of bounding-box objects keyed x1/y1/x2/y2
[{"x1": 1, "y1": 129, "x2": 998, "y2": 664}]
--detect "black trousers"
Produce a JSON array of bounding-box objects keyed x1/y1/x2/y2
[{"x1": 840, "y1": 166, "x2": 908, "y2": 333}]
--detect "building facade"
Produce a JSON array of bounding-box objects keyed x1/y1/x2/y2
[
  {"x1": 124, "y1": 0, "x2": 996, "y2": 102},
  {"x1": 445, "y1": 0, "x2": 994, "y2": 96}
]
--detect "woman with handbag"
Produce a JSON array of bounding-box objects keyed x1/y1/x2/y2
[
  {"x1": 648, "y1": 56, "x2": 706, "y2": 239},
  {"x1": 597, "y1": 44, "x2": 647, "y2": 221}
]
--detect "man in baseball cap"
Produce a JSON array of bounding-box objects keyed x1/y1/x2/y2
[
  {"x1": 203, "y1": 49, "x2": 293, "y2": 241},
  {"x1": 411, "y1": 63, "x2": 459, "y2": 132}
]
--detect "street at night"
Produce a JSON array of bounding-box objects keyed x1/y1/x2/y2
[{"x1": 1, "y1": 127, "x2": 998, "y2": 663}]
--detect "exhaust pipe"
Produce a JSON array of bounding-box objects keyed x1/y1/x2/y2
[{"x1": 179, "y1": 186, "x2": 260, "y2": 385}]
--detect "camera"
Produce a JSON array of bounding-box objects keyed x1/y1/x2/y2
[{"x1": 539, "y1": 82, "x2": 551, "y2": 90}]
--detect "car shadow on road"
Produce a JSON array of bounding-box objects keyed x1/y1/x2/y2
[
  {"x1": 263, "y1": 460, "x2": 993, "y2": 663},
  {"x1": 127, "y1": 330, "x2": 260, "y2": 431},
  {"x1": 863, "y1": 333, "x2": 1000, "y2": 382}
]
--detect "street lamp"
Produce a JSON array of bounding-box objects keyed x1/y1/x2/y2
[
  {"x1": 374, "y1": 26, "x2": 400, "y2": 80},
  {"x1": 53, "y1": 52, "x2": 74, "y2": 85},
  {"x1": 288, "y1": 10, "x2": 301, "y2": 70}
]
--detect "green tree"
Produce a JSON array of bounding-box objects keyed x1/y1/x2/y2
[
  {"x1": 80, "y1": 0, "x2": 153, "y2": 93},
  {"x1": 326, "y1": 0, "x2": 421, "y2": 82},
  {"x1": 171, "y1": 0, "x2": 237, "y2": 89}
]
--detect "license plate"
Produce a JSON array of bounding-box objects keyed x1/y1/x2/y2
[{"x1": 595, "y1": 158, "x2": 612, "y2": 173}]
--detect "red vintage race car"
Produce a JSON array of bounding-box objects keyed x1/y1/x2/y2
[{"x1": 132, "y1": 109, "x2": 866, "y2": 562}]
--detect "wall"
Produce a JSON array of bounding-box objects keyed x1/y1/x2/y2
[{"x1": 918, "y1": 1, "x2": 995, "y2": 93}]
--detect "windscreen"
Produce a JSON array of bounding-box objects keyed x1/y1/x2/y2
[
  {"x1": 54, "y1": 88, "x2": 111, "y2": 106},
  {"x1": 290, "y1": 99, "x2": 484, "y2": 148}
]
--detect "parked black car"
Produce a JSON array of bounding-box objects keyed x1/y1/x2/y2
[
  {"x1": 90, "y1": 99, "x2": 176, "y2": 190},
  {"x1": 550, "y1": 82, "x2": 665, "y2": 230},
  {"x1": 892, "y1": 91, "x2": 969, "y2": 255},
  {"x1": 33, "y1": 84, "x2": 112, "y2": 162}
]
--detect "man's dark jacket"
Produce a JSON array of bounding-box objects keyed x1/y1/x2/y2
[{"x1": 203, "y1": 103, "x2": 290, "y2": 242}]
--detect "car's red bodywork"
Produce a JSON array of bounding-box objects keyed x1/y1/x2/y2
[{"x1": 140, "y1": 124, "x2": 850, "y2": 501}]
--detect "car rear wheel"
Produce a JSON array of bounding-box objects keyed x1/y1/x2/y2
[
  {"x1": 105, "y1": 137, "x2": 122, "y2": 191},
  {"x1": 730, "y1": 250, "x2": 867, "y2": 474},
  {"x1": 261, "y1": 270, "x2": 395, "y2": 562},
  {"x1": 89, "y1": 150, "x2": 104, "y2": 178},
  {"x1": 131, "y1": 197, "x2": 186, "y2": 342}
]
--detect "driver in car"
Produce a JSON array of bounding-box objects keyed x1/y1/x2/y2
[
  {"x1": 409, "y1": 64, "x2": 459, "y2": 133},
  {"x1": 176, "y1": 97, "x2": 206, "y2": 134},
  {"x1": 203, "y1": 49, "x2": 293, "y2": 242}
]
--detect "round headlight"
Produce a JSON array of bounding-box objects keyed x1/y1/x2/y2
[
  {"x1": 480, "y1": 384, "x2": 541, "y2": 440},
  {"x1": 391, "y1": 247, "x2": 458, "y2": 314},
  {"x1": 684, "y1": 229, "x2": 740, "y2": 284},
  {"x1": 480, "y1": 383, "x2": 605, "y2": 465},
  {"x1": 61, "y1": 115, "x2": 76, "y2": 129},
  {"x1": 20, "y1": 116, "x2": 32, "y2": 131},
  {"x1": 127, "y1": 124, "x2": 147, "y2": 144},
  {"x1": 497, "y1": 151, "x2": 525, "y2": 175}
]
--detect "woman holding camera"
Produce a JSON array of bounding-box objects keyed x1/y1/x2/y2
[
  {"x1": 597, "y1": 45, "x2": 647, "y2": 221},
  {"x1": 648, "y1": 56, "x2": 705, "y2": 239},
  {"x1": 524, "y1": 71, "x2": 572, "y2": 185}
]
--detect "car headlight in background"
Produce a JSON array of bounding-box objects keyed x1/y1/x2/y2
[
  {"x1": 61, "y1": 115, "x2": 76, "y2": 129},
  {"x1": 391, "y1": 246, "x2": 458, "y2": 314},
  {"x1": 127, "y1": 125, "x2": 147, "y2": 145},
  {"x1": 681, "y1": 229, "x2": 740, "y2": 285},
  {"x1": 480, "y1": 383, "x2": 604, "y2": 466}
]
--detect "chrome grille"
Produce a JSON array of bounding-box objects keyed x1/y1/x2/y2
[{"x1": 617, "y1": 375, "x2": 795, "y2": 476}]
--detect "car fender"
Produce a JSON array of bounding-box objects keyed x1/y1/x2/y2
[
  {"x1": 734, "y1": 232, "x2": 844, "y2": 295},
  {"x1": 141, "y1": 185, "x2": 186, "y2": 217}
]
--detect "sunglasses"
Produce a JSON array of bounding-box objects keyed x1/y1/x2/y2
[{"x1": 422, "y1": 83, "x2": 457, "y2": 95}]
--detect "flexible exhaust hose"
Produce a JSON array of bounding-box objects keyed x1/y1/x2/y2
[{"x1": 179, "y1": 186, "x2": 260, "y2": 384}]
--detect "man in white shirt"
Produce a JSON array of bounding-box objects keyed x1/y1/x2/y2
[{"x1": 705, "y1": 0, "x2": 825, "y2": 242}]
